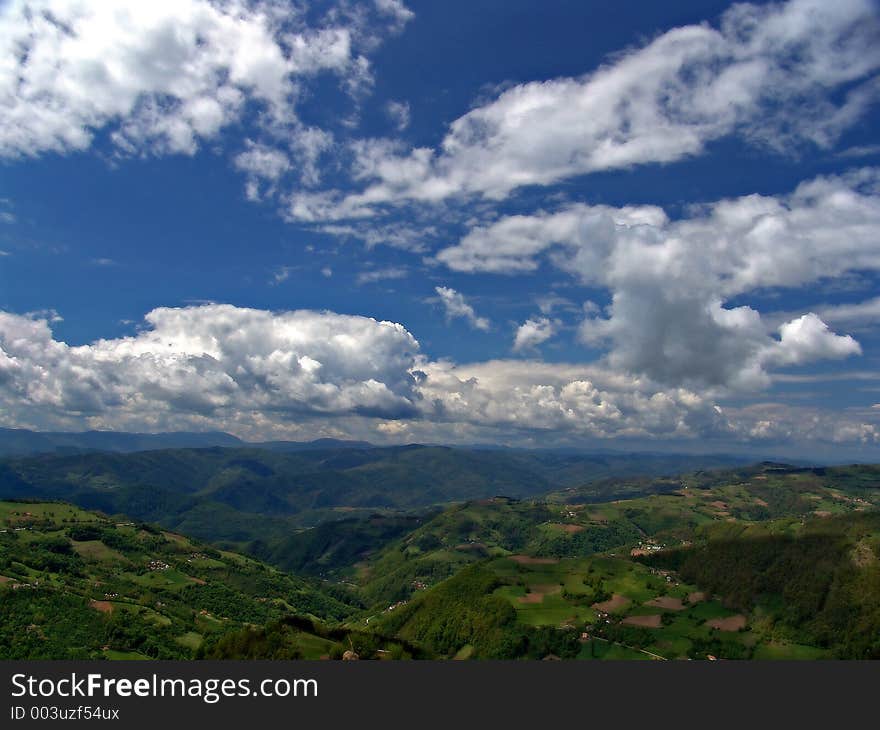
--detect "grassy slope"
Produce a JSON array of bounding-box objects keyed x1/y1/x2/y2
[{"x1": 0, "y1": 500, "x2": 359, "y2": 659}]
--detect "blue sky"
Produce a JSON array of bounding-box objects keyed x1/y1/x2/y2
[{"x1": 1, "y1": 0, "x2": 879, "y2": 459}]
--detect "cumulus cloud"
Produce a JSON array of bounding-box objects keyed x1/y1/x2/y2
[
  {"x1": 723, "y1": 402, "x2": 880, "y2": 447},
  {"x1": 1, "y1": 1, "x2": 286, "y2": 156},
  {"x1": 766, "y1": 314, "x2": 861, "y2": 367},
  {"x1": 434, "y1": 286, "x2": 490, "y2": 331},
  {"x1": 436, "y1": 169, "x2": 879, "y2": 389},
  {"x1": 417, "y1": 359, "x2": 729, "y2": 439},
  {"x1": 513, "y1": 317, "x2": 557, "y2": 352},
  {"x1": 415, "y1": 362, "x2": 878, "y2": 450},
  {"x1": 0, "y1": 305, "x2": 422, "y2": 430},
  {"x1": 0, "y1": 306, "x2": 741, "y2": 440},
  {"x1": 0, "y1": 0, "x2": 406, "y2": 179},
  {"x1": 288, "y1": 126, "x2": 336, "y2": 186},
  {"x1": 301, "y1": 0, "x2": 879, "y2": 220},
  {"x1": 0, "y1": 305, "x2": 875, "y2": 449}
]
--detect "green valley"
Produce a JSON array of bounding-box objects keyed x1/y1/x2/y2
[{"x1": 2, "y1": 456, "x2": 879, "y2": 660}]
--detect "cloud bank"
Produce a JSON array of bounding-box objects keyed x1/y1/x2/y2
[
  {"x1": 0, "y1": 305, "x2": 421, "y2": 428},
  {"x1": 0, "y1": 305, "x2": 876, "y2": 450}
]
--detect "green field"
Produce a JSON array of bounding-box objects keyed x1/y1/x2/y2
[{"x1": 478, "y1": 553, "x2": 756, "y2": 660}]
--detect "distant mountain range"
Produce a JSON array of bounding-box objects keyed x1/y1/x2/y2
[
  {"x1": 0, "y1": 439, "x2": 754, "y2": 554},
  {"x1": 0, "y1": 427, "x2": 372, "y2": 457}
]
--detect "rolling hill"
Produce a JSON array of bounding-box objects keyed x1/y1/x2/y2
[
  {"x1": 2, "y1": 454, "x2": 879, "y2": 660},
  {"x1": 0, "y1": 500, "x2": 362, "y2": 659},
  {"x1": 0, "y1": 427, "x2": 378, "y2": 458},
  {"x1": 0, "y1": 444, "x2": 750, "y2": 558},
  {"x1": 339, "y1": 463, "x2": 880, "y2": 659}
]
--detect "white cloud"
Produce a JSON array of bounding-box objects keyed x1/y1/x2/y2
[
  {"x1": 436, "y1": 169, "x2": 878, "y2": 389},
  {"x1": 513, "y1": 317, "x2": 557, "y2": 352},
  {"x1": 385, "y1": 100, "x2": 411, "y2": 131},
  {"x1": 319, "y1": 221, "x2": 436, "y2": 252},
  {"x1": 818, "y1": 296, "x2": 880, "y2": 329},
  {"x1": 839, "y1": 144, "x2": 880, "y2": 159},
  {"x1": 772, "y1": 370, "x2": 880, "y2": 384},
  {"x1": 0, "y1": 305, "x2": 875, "y2": 449},
  {"x1": 0, "y1": 305, "x2": 737, "y2": 440},
  {"x1": 235, "y1": 127, "x2": 335, "y2": 200},
  {"x1": 288, "y1": 126, "x2": 335, "y2": 186},
  {"x1": 314, "y1": 0, "x2": 880, "y2": 218},
  {"x1": 765, "y1": 313, "x2": 861, "y2": 367},
  {"x1": 286, "y1": 27, "x2": 352, "y2": 74},
  {"x1": 535, "y1": 294, "x2": 577, "y2": 315},
  {"x1": 415, "y1": 361, "x2": 880, "y2": 450},
  {"x1": 1, "y1": 1, "x2": 281, "y2": 156},
  {"x1": 417, "y1": 359, "x2": 728, "y2": 440},
  {"x1": 356, "y1": 267, "x2": 408, "y2": 285},
  {"x1": 0, "y1": 0, "x2": 407, "y2": 162},
  {"x1": 723, "y1": 402, "x2": 880, "y2": 447},
  {"x1": 234, "y1": 140, "x2": 291, "y2": 195},
  {"x1": 0, "y1": 305, "x2": 422, "y2": 429},
  {"x1": 284, "y1": 190, "x2": 375, "y2": 223},
  {"x1": 373, "y1": 0, "x2": 415, "y2": 30},
  {"x1": 270, "y1": 266, "x2": 296, "y2": 285},
  {"x1": 434, "y1": 286, "x2": 490, "y2": 331}
]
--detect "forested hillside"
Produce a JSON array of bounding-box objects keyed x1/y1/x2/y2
[
  {"x1": 640, "y1": 511, "x2": 880, "y2": 658},
  {"x1": 0, "y1": 445, "x2": 748, "y2": 561},
  {"x1": 2, "y1": 460, "x2": 879, "y2": 661},
  {"x1": 0, "y1": 500, "x2": 359, "y2": 659}
]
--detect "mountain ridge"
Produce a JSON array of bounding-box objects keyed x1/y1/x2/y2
[{"x1": 0, "y1": 427, "x2": 374, "y2": 457}]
